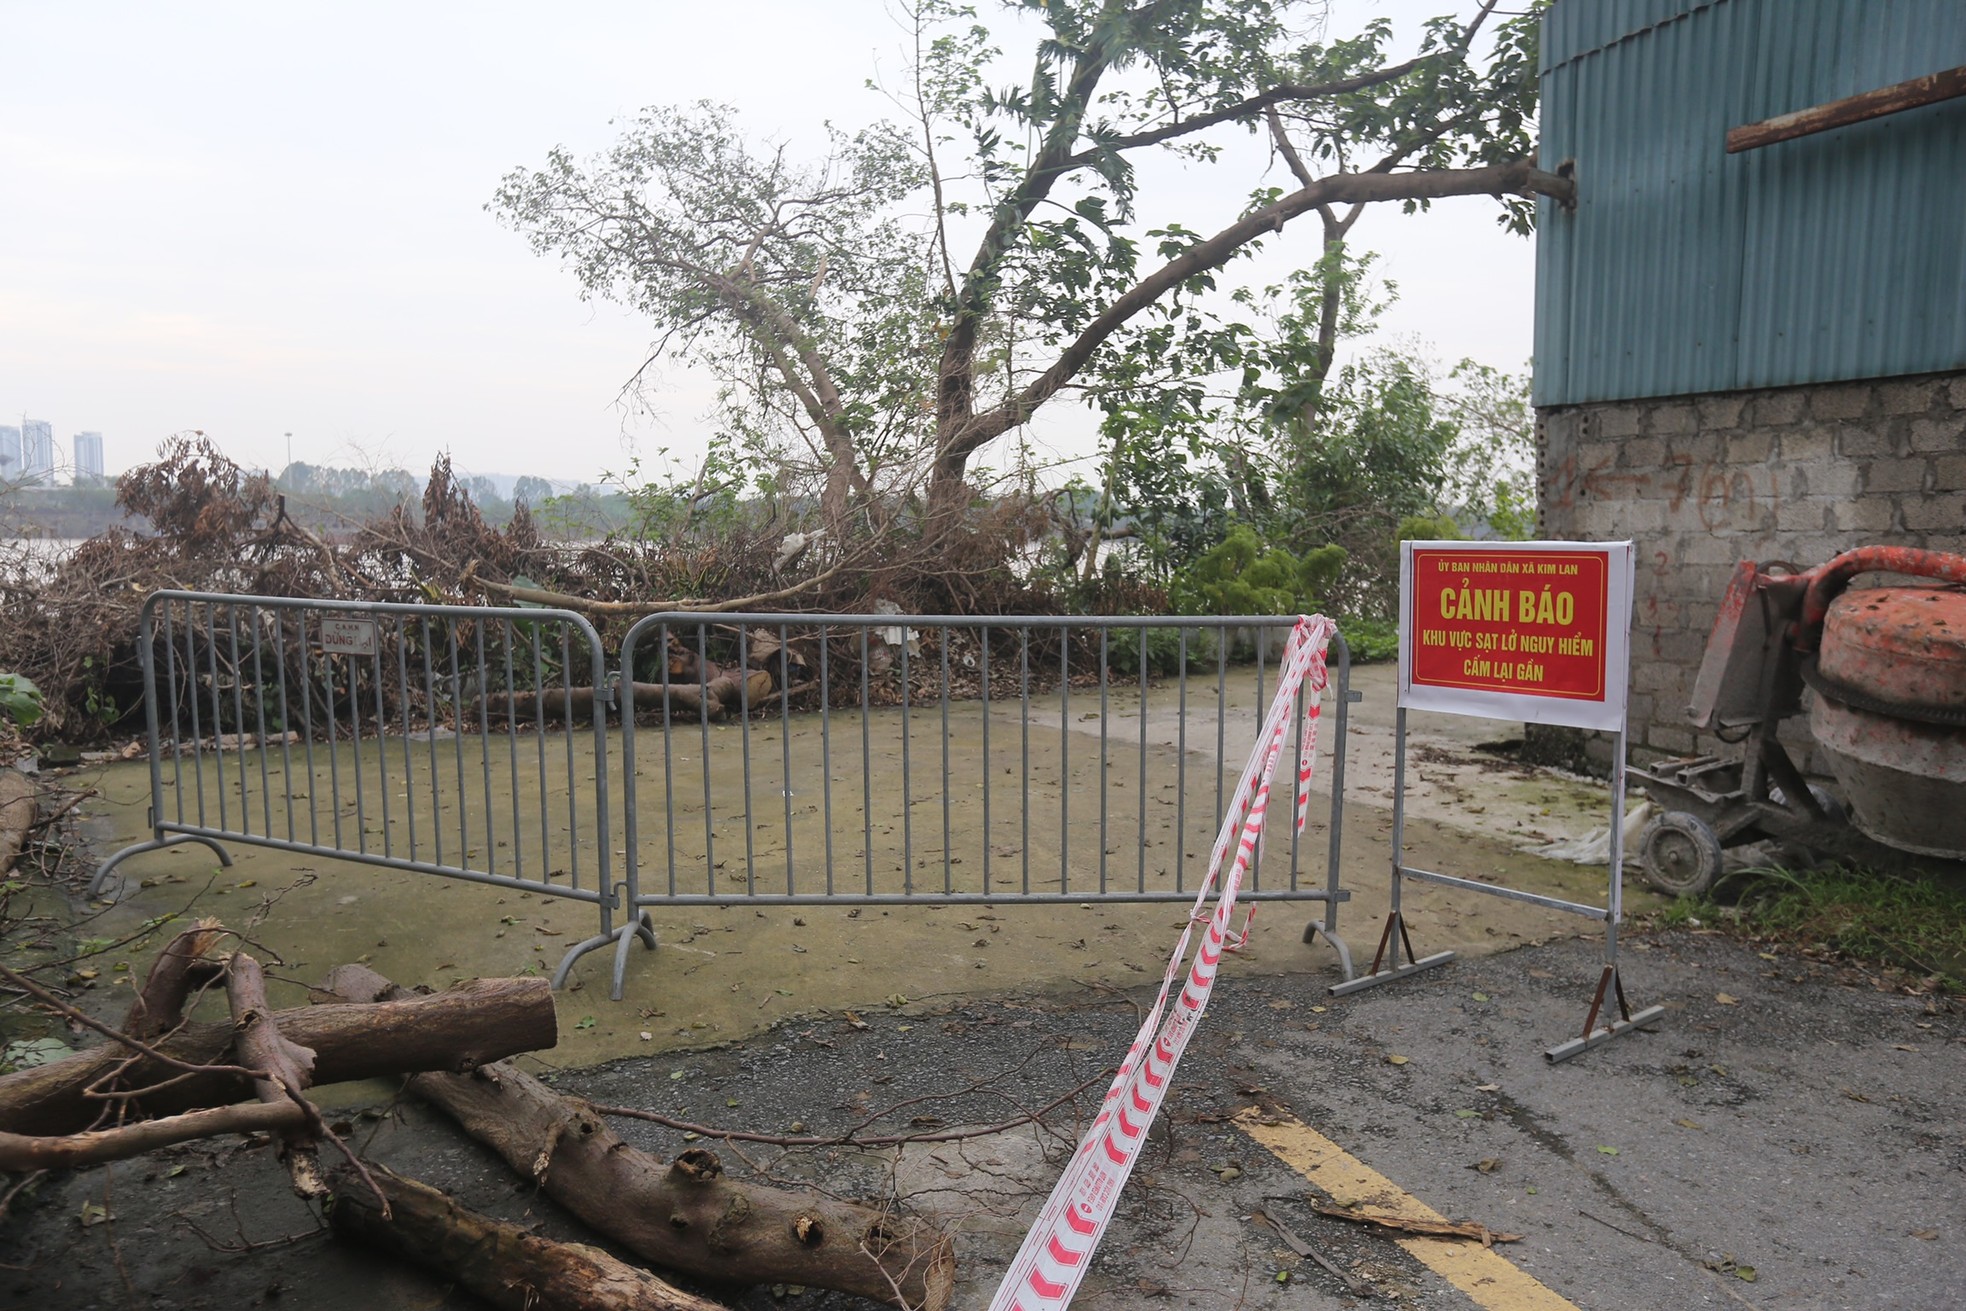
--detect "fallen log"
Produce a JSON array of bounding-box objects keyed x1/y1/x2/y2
[
  {"x1": 0, "y1": 1100, "x2": 309, "y2": 1172},
  {"x1": 227, "y1": 950, "x2": 325, "y2": 1196},
  {"x1": 329, "y1": 1164, "x2": 729, "y2": 1311},
  {"x1": 324, "y1": 966, "x2": 954, "y2": 1310},
  {"x1": 0, "y1": 975, "x2": 557, "y2": 1137}
]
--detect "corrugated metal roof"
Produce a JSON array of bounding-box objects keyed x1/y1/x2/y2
[{"x1": 1534, "y1": 0, "x2": 1966, "y2": 406}]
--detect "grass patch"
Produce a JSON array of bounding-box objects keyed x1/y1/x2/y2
[{"x1": 1656, "y1": 863, "x2": 1966, "y2": 991}]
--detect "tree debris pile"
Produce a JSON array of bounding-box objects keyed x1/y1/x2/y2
[
  {"x1": 0, "y1": 437, "x2": 1072, "y2": 744},
  {"x1": 0, "y1": 924, "x2": 956, "y2": 1310}
]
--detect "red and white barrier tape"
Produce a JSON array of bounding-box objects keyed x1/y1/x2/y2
[{"x1": 987, "y1": 615, "x2": 1336, "y2": 1311}]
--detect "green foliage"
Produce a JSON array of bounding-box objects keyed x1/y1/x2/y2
[
  {"x1": 1398, "y1": 512, "x2": 1462, "y2": 543},
  {"x1": 1169, "y1": 525, "x2": 1345, "y2": 617},
  {"x1": 1103, "y1": 626, "x2": 1211, "y2": 679},
  {"x1": 1336, "y1": 615, "x2": 1399, "y2": 664},
  {"x1": 1673, "y1": 864, "x2": 1966, "y2": 992},
  {"x1": 0, "y1": 673, "x2": 43, "y2": 728}
]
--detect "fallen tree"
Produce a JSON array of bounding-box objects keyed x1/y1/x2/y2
[
  {"x1": 327, "y1": 964, "x2": 956, "y2": 1310},
  {"x1": 0, "y1": 930, "x2": 556, "y2": 1138}
]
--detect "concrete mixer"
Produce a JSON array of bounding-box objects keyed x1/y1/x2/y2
[{"x1": 1630, "y1": 546, "x2": 1966, "y2": 895}]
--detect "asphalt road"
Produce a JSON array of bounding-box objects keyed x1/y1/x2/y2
[{"x1": 5, "y1": 922, "x2": 1959, "y2": 1311}]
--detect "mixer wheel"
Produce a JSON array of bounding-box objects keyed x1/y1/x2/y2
[{"x1": 1640, "y1": 811, "x2": 1724, "y2": 898}]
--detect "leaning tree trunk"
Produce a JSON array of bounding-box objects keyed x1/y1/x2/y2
[
  {"x1": 322, "y1": 966, "x2": 954, "y2": 1310},
  {"x1": 329, "y1": 1164, "x2": 729, "y2": 1311}
]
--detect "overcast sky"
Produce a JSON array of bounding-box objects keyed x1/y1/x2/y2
[{"x1": 0, "y1": 1, "x2": 1536, "y2": 486}]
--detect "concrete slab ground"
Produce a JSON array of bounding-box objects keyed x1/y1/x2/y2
[{"x1": 63, "y1": 660, "x2": 1633, "y2": 1066}]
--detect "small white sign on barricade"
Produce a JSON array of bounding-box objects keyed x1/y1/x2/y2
[
  {"x1": 1337, "y1": 540, "x2": 1662, "y2": 1064},
  {"x1": 319, "y1": 618, "x2": 377, "y2": 657}
]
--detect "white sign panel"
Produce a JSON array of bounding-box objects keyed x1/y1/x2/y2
[
  {"x1": 319, "y1": 618, "x2": 378, "y2": 658},
  {"x1": 1397, "y1": 540, "x2": 1633, "y2": 732}
]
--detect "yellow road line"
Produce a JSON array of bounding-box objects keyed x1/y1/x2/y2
[{"x1": 1235, "y1": 1107, "x2": 1581, "y2": 1311}]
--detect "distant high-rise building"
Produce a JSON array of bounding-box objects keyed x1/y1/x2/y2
[
  {"x1": 72, "y1": 432, "x2": 105, "y2": 484},
  {"x1": 0, "y1": 425, "x2": 18, "y2": 477},
  {"x1": 20, "y1": 420, "x2": 54, "y2": 483}
]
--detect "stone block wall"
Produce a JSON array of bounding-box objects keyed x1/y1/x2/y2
[{"x1": 1534, "y1": 369, "x2": 1966, "y2": 770}]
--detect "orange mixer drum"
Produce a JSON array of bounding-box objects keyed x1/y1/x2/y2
[{"x1": 1807, "y1": 585, "x2": 1966, "y2": 858}]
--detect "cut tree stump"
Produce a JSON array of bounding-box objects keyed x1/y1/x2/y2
[
  {"x1": 0, "y1": 975, "x2": 557, "y2": 1137},
  {"x1": 329, "y1": 1163, "x2": 730, "y2": 1311},
  {"x1": 325, "y1": 965, "x2": 955, "y2": 1310}
]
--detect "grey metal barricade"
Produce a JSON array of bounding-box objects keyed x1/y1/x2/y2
[
  {"x1": 597, "y1": 613, "x2": 1357, "y2": 997},
  {"x1": 90, "y1": 591, "x2": 624, "y2": 989}
]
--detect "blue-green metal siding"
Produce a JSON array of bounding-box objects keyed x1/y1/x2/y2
[{"x1": 1534, "y1": 0, "x2": 1966, "y2": 406}]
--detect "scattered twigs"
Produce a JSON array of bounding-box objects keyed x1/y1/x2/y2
[
  {"x1": 1308, "y1": 1201, "x2": 1522, "y2": 1247},
  {"x1": 1252, "y1": 1203, "x2": 1375, "y2": 1298},
  {"x1": 592, "y1": 1069, "x2": 1104, "y2": 1149},
  {"x1": 22, "y1": 787, "x2": 92, "y2": 835}
]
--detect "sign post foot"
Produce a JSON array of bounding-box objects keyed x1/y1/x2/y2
[{"x1": 1544, "y1": 965, "x2": 1663, "y2": 1062}]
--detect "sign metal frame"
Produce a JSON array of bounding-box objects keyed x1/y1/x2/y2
[{"x1": 1335, "y1": 540, "x2": 1663, "y2": 1062}]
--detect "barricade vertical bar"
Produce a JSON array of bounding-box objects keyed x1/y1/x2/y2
[
  {"x1": 184, "y1": 604, "x2": 208, "y2": 830},
  {"x1": 325, "y1": 613, "x2": 344, "y2": 850},
  {"x1": 699, "y1": 625, "x2": 715, "y2": 895},
  {"x1": 146, "y1": 601, "x2": 169, "y2": 831},
  {"x1": 899, "y1": 630, "x2": 913, "y2": 896},
  {"x1": 979, "y1": 625, "x2": 991, "y2": 894},
  {"x1": 227, "y1": 605, "x2": 249, "y2": 834},
  {"x1": 1287, "y1": 678, "x2": 1304, "y2": 891},
  {"x1": 940, "y1": 632, "x2": 953, "y2": 894},
  {"x1": 1176, "y1": 628, "x2": 1189, "y2": 893},
  {"x1": 373, "y1": 627, "x2": 391, "y2": 858},
  {"x1": 398, "y1": 618, "x2": 418, "y2": 864},
  {"x1": 780, "y1": 624, "x2": 795, "y2": 896},
  {"x1": 164, "y1": 603, "x2": 187, "y2": 828},
  {"x1": 859, "y1": 627, "x2": 872, "y2": 895},
  {"x1": 298, "y1": 611, "x2": 318, "y2": 847},
  {"x1": 1304, "y1": 635, "x2": 1356, "y2": 979},
  {"x1": 661, "y1": 622, "x2": 680, "y2": 898},
  {"x1": 348, "y1": 623, "x2": 367, "y2": 855},
  {"x1": 500, "y1": 620, "x2": 520, "y2": 880},
  {"x1": 475, "y1": 626, "x2": 496, "y2": 869},
  {"x1": 1251, "y1": 633, "x2": 1267, "y2": 889},
  {"x1": 585, "y1": 622, "x2": 613, "y2": 929},
  {"x1": 562, "y1": 628, "x2": 574, "y2": 896},
  {"x1": 1058, "y1": 627, "x2": 1070, "y2": 895},
  {"x1": 1137, "y1": 640, "x2": 1149, "y2": 893},
  {"x1": 1020, "y1": 627, "x2": 1031, "y2": 896},
  {"x1": 532, "y1": 627, "x2": 550, "y2": 881},
  {"x1": 207, "y1": 604, "x2": 228, "y2": 835},
  {"x1": 421, "y1": 617, "x2": 442, "y2": 869},
  {"x1": 274, "y1": 612, "x2": 296, "y2": 842},
  {"x1": 1214, "y1": 636, "x2": 1227, "y2": 835},
  {"x1": 1098, "y1": 630, "x2": 1110, "y2": 894},
  {"x1": 250, "y1": 610, "x2": 272, "y2": 836},
  {"x1": 739, "y1": 627, "x2": 756, "y2": 896},
  {"x1": 446, "y1": 628, "x2": 468, "y2": 863},
  {"x1": 819, "y1": 625, "x2": 834, "y2": 896}
]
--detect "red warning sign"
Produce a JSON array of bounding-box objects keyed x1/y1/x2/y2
[{"x1": 1399, "y1": 542, "x2": 1632, "y2": 731}]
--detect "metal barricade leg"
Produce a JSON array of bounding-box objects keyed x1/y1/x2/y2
[{"x1": 90, "y1": 832, "x2": 232, "y2": 896}]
